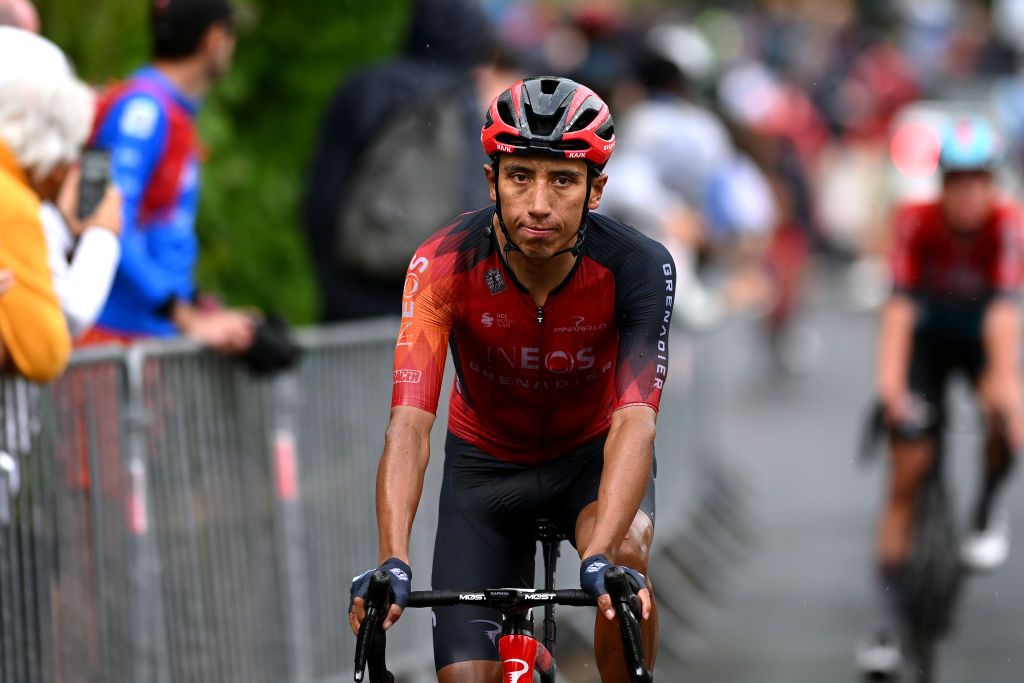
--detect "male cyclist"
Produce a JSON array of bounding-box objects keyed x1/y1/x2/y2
[
  {"x1": 349, "y1": 77, "x2": 674, "y2": 682},
  {"x1": 857, "y1": 116, "x2": 1024, "y2": 675}
]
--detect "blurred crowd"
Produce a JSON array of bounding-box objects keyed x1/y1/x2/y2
[
  {"x1": 5, "y1": 0, "x2": 1024, "y2": 384},
  {"x1": 308, "y1": 0, "x2": 1024, "y2": 372}
]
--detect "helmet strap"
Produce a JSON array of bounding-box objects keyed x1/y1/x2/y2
[
  {"x1": 550, "y1": 164, "x2": 597, "y2": 259},
  {"x1": 491, "y1": 157, "x2": 523, "y2": 255}
]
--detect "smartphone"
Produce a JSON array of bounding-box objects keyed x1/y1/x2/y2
[{"x1": 76, "y1": 147, "x2": 111, "y2": 221}]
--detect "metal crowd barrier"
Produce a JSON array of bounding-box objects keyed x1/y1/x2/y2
[{"x1": 0, "y1": 318, "x2": 752, "y2": 683}]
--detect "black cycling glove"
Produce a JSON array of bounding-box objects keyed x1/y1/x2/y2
[
  {"x1": 580, "y1": 554, "x2": 645, "y2": 601},
  {"x1": 349, "y1": 557, "x2": 412, "y2": 611}
]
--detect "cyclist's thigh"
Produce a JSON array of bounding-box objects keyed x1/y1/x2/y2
[
  {"x1": 431, "y1": 433, "x2": 538, "y2": 670},
  {"x1": 546, "y1": 438, "x2": 656, "y2": 548},
  {"x1": 900, "y1": 331, "x2": 951, "y2": 437},
  {"x1": 437, "y1": 660, "x2": 502, "y2": 683}
]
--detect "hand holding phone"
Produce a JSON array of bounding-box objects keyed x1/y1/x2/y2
[
  {"x1": 58, "y1": 155, "x2": 122, "y2": 238},
  {"x1": 76, "y1": 147, "x2": 111, "y2": 221}
]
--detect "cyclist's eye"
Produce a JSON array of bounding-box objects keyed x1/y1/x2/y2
[
  {"x1": 553, "y1": 176, "x2": 572, "y2": 187},
  {"x1": 510, "y1": 173, "x2": 529, "y2": 183}
]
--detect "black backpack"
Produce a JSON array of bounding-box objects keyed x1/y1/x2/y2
[{"x1": 335, "y1": 85, "x2": 478, "y2": 280}]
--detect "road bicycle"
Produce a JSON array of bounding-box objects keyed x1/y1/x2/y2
[
  {"x1": 861, "y1": 403, "x2": 965, "y2": 683},
  {"x1": 354, "y1": 521, "x2": 653, "y2": 683}
]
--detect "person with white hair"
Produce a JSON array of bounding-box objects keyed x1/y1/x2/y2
[
  {"x1": 0, "y1": 7, "x2": 124, "y2": 340},
  {"x1": 0, "y1": 0, "x2": 37, "y2": 32},
  {"x1": 0, "y1": 26, "x2": 119, "y2": 380}
]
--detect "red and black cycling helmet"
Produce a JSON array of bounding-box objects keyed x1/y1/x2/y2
[
  {"x1": 482, "y1": 77, "x2": 614, "y2": 258},
  {"x1": 481, "y1": 76, "x2": 615, "y2": 169}
]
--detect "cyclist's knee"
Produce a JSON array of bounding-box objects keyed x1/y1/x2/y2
[
  {"x1": 982, "y1": 401, "x2": 1024, "y2": 451},
  {"x1": 886, "y1": 440, "x2": 933, "y2": 504},
  {"x1": 615, "y1": 513, "x2": 654, "y2": 573},
  {"x1": 616, "y1": 542, "x2": 649, "y2": 576}
]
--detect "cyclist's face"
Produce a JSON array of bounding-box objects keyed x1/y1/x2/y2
[
  {"x1": 486, "y1": 155, "x2": 607, "y2": 259},
  {"x1": 941, "y1": 171, "x2": 997, "y2": 232}
]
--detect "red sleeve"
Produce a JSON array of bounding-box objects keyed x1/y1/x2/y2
[
  {"x1": 992, "y1": 203, "x2": 1024, "y2": 293},
  {"x1": 391, "y1": 244, "x2": 457, "y2": 415},
  {"x1": 890, "y1": 204, "x2": 921, "y2": 292}
]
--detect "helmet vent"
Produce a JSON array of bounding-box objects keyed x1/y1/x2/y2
[
  {"x1": 540, "y1": 78, "x2": 560, "y2": 95},
  {"x1": 595, "y1": 119, "x2": 614, "y2": 141},
  {"x1": 497, "y1": 98, "x2": 516, "y2": 126},
  {"x1": 495, "y1": 133, "x2": 528, "y2": 148},
  {"x1": 566, "y1": 108, "x2": 598, "y2": 133},
  {"x1": 524, "y1": 101, "x2": 563, "y2": 136},
  {"x1": 552, "y1": 139, "x2": 589, "y2": 151}
]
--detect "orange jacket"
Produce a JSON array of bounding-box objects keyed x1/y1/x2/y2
[{"x1": 0, "y1": 141, "x2": 70, "y2": 381}]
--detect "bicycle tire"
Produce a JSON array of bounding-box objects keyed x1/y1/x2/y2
[{"x1": 905, "y1": 461, "x2": 962, "y2": 683}]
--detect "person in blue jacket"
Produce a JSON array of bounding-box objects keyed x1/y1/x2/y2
[{"x1": 85, "y1": 0, "x2": 252, "y2": 351}]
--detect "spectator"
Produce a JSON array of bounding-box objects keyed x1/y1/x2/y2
[
  {"x1": 42, "y1": 178, "x2": 123, "y2": 338},
  {"x1": 302, "y1": 0, "x2": 500, "y2": 321},
  {"x1": 82, "y1": 0, "x2": 253, "y2": 352},
  {"x1": 600, "y1": 33, "x2": 774, "y2": 332},
  {"x1": 0, "y1": 27, "x2": 94, "y2": 381},
  {"x1": 0, "y1": 0, "x2": 37, "y2": 32},
  {"x1": 0, "y1": 0, "x2": 125, "y2": 339}
]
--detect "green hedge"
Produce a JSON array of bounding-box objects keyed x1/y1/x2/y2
[{"x1": 36, "y1": 0, "x2": 410, "y2": 323}]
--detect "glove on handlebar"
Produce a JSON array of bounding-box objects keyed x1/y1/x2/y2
[
  {"x1": 349, "y1": 557, "x2": 412, "y2": 611},
  {"x1": 580, "y1": 554, "x2": 645, "y2": 601}
]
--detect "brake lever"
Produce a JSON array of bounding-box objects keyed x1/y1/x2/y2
[
  {"x1": 605, "y1": 567, "x2": 653, "y2": 683},
  {"x1": 354, "y1": 571, "x2": 395, "y2": 683}
]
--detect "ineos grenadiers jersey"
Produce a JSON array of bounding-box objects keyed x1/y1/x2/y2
[
  {"x1": 891, "y1": 200, "x2": 1024, "y2": 300},
  {"x1": 391, "y1": 208, "x2": 676, "y2": 464}
]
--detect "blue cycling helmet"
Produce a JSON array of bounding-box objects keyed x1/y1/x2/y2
[{"x1": 939, "y1": 116, "x2": 1004, "y2": 173}]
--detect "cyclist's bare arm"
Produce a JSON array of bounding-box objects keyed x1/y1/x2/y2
[
  {"x1": 983, "y1": 297, "x2": 1021, "y2": 378},
  {"x1": 876, "y1": 294, "x2": 915, "y2": 420},
  {"x1": 377, "y1": 405, "x2": 435, "y2": 563},
  {"x1": 581, "y1": 404, "x2": 656, "y2": 620},
  {"x1": 349, "y1": 405, "x2": 434, "y2": 634}
]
